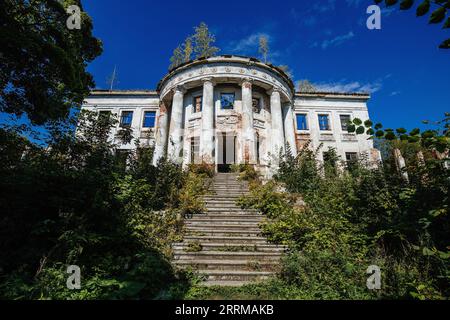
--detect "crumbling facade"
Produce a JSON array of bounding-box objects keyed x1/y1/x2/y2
[{"x1": 82, "y1": 55, "x2": 379, "y2": 174}]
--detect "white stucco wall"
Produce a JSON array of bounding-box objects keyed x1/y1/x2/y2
[{"x1": 293, "y1": 93, "x2": 375, "y2": 164}]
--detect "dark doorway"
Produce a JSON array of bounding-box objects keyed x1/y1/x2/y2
[{"x1": 217, "y1": 133, "x2": 236, "y2": 173}]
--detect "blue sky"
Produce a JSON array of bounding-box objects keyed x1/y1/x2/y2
[{"x1": 83, "y1": 0, "x2": 449, "y2": 131}]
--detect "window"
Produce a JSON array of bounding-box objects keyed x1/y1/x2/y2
[
  {"x1": 190, "y1": 137, "x2": 200, "y2": 164},
  {"x1": 256, "y1": 133, "x2": 260, "y2": 164},
  {"x1": 115, "y1": 149, "x2": 130, "y2": 171},
  {"x1": 318, "y1": 114, "x2": 330, "y2": 131},
  {"x1": 296, "y1": 114, "x2": 308, "y2": 130},
  {"x1": 340, "y1": 115, "x2": 351, "y2": 131},
  {"x1": 346, "y1": 152, "x2": 358, "y2": 171},
  {"x1": 220, "y1": 93, "x2": 235, "y2": 109},
  {"x1": 252, "y1": 97, "x2": 261, "y2": 113},
  {"x1": 142, "y1": 111, "x2": 156, "y2": 128},
  {"x1": 120, "y1": 111, "x2": 133, "y2": 127},
  {"x1": 194, "y1": 96, "x2": 202, "y2": 113},
  {"x1": 324, "y1": 149, "x2": 338, "y2": 176},
  {"x1": 98, "y1": 110, "x2": 111, "y2": 119}
]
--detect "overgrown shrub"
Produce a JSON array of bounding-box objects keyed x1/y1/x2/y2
[{"x1": 231, "y1": 163, "x2": 259, "y2": 181}]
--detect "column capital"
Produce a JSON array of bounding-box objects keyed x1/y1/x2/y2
[
  {"x1": 201, "y1": 77, "x2": 216, "y2": 86},
  {"x1": 172, "y1": 85, "x2": 186, "y2": 95},
  {"x1": 266, "y1": 86, "x2": 282, "y2": 96},
  {"x1": 240, "y1": 77, "x2": 253, "y2": 88}
]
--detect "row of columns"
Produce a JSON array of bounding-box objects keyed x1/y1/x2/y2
[{"x1": 153, "y1": 78, "x2": 298, "y2": 166}]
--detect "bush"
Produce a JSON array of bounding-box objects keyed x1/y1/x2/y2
[
  {"x1": 188, "y1": 163, "x2": 215, "y2": 178},
  {"x1": 231, "y1": 164, "x2": 259, "y2": 181}
]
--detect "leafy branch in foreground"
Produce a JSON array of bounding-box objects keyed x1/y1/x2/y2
[
  {"x1": 374, "y1": 0, "x2": 450, "y2": 49},
  {"x1": 347, "y1": 113, "x2": 450, "y2": 153}
]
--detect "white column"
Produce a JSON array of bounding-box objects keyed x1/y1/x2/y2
[
  {"x1": 270, "y1": 88, "x2": 285, "y2": 157},
  {"x1": 241, "y1": 78, "x2": 256, "y2": 164},
  {"x1": 167, "y1": 85, "x2": 185, "y2": 163},
  {"x1": 283, "y1": 103, "x2": 297, "y2": 156},
  {"x1": 200, "y1": 78, "x2": 215, "y2": 164},
  {"x1": 152, "y1": 101, "x2": 169, "y2": 165}
]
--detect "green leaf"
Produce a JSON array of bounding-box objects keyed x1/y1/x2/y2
[
  {"x1": 347, "y1": 124, "x2": 356, "y2": 133},
  {"x1": 410, "y1": 128, "x2": 421, "y2": 135},
  {"x1": 374, "y1": 123, "x2": 383, "y2": 130},
  {"x1": 422, "y1": 247, "x2": 435, "y2": 256},
  {"x1": 408, "y1": 135, "x2": 420, "y2": 143},
  {"x1": 422, "y1": 130, "x2": 435, "y2": 138},
  {"x1": 439, "y1": 38, "x2": 450, "y2": 49},
  {"x1": 356, "y1": 126, "x2": 365, "y2": 134},
  {"x1": 364, "y1": 120, "x2": 373, "y2": 127},
  {"x1": 385, "y1": 0, "x2": 398, "y2": 6},
  {"x1": 367, "y1": 128, "x2": 375, "y2": 135},
  {"x1": 353, "y1": 118, "x2": 362, "y2": 126},
  {"x1": 375, "y1": 130, "x2": 385, "y2": 138},
  {"x1": 400, "y1": 134, "x2": 409, "y2": 140},
  {"x1": 385, "y1": 132, "x2": 396, "y2": 140},
  {"x1": 429, "y1": 7, "x2": 447, "y2": 24},
  {"x1": 400, "y1": 0, "x2": 414, "y2": 10},
  {"x1": 416, "y1": 0, "x2": 430, "y2": 16},
  {"x1": 443, "y1": 17, "x2": 450, "y2": 28},
  {"x1": 396, "y1": 127, "x2": 407, "y2": 134}
]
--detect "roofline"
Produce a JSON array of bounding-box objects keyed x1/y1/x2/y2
[
  {"x1": 87, "y1": 90, "x2": 370, "y2": 101},
  {"x1": 157, "y1": 55, "x2": 295, "y2": 93},
  {"x1": 295, "y1": 91, "x2": 370, "y2": 100},
  {"x1": 89, "y1": 89, "x2": 158, "y2": 96}
]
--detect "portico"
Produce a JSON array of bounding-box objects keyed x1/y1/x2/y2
[{"x1": 153, "y1": 56, "x2": 297, "y2": 174}]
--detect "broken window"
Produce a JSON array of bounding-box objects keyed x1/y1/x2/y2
[{"x1": 194, "y1": 96, "x2": 202, "y2": 113}]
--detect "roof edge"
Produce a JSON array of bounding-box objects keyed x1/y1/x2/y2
[
  {"x1": 89, "y1": 89, "x2": 158, "y2": 96},
  {"x1": 295, "y1": 91, "x2": 370, "y2": 100}
]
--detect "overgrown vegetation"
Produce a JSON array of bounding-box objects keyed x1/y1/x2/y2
[
  {"x1": 0, "y1": 111, "x2": 209, "y2": 299},
  {"x1": 235, "y1": 115, "x2": 449, "y2": 300}
]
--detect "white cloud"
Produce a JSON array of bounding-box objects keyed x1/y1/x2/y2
[
  {"x1": 228, "y1": 33, "x2": 271, "y2": 54},
  {"x1": 310, "y1": 79, "x2": 383, "y2": 94},
  {"x1": 321, "y1": 31, "x2": 355, "y2": 49}
]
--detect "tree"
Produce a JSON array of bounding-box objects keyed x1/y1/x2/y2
[
  {"x1": 374, "y1": 0, "x2": 450, "y2": 49},
  {"x1": 169, "y1": 22, "x2": 220, "y2": 70},
  {"x1": 192, "y1": 22, "x2": 220, "y2": 58},
  {"x1": 297, "y1": 80, "x2": 317, "y2": 93},
  {"x1": 277, "y1": 65, "x2": 293, "y2": 78},
  {"x1": 184, "y1": 37, "x2": 193, "y2": 63},
  {"x1": 258, "y1": 35, "x2": 269, "y2": 63},
  {"x1": 169, "y1": 45, "x2": 184, "y2": 70},
  {"x1": 0, "y1": 0, "x2": 103, "y2": 125}
]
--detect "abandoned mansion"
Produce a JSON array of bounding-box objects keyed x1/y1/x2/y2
[{"x1": 82, "y1": 55, "x2": 380, "y2": 174}]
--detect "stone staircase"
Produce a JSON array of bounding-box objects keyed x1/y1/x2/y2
[{"x1": 173, "y1": 172, "x2": 286, "y2": 286}]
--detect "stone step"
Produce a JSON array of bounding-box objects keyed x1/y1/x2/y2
[
  {"x1": 208, "y1": 194, "x2": 249, "y2": 197},
  {"x1": 204, "y1": 203, "x2": 241, "y2": 208},
  {"x1": 173, "y1": 243, "x2": 286, "y2": 252},
  {"x1": 198, "y1": 270, "x2": 273, "y2": 282},
  {"x1": 186, "y1": 229, "x2": 261, "y2": 237},
  {"x1": 186, "y1": 224, "x2": 261, "y2": 232},
  {"x1": 174, "y1": 259, "x2": 280, "y2": 271},
  {"x1": 206, "y1": 208, "x2": 257, "y2": 212},
  {"x1": 204, "y1": 209, "x2": 255, "y2": 213},
  {"x1": 183, "y1": 235, "x2": 267, "y2": 244},
  {"x1": 187, "y1": 213, "x2": 262, "y2": 218},
  {"x1": 174, "y1": 251, "x2": 283, "y2": 261},
  {"x1": 185, "y1": 220, "x2": 262, "y2": 226},
  {"x1": 201, "y1": 280, "x2": 252, "y2": 287},
  {"x1": 203, "y1": 195, "x2": 244, "y2": 200},
  {"x1": 185, "y1": 217, "x2": 263, "y2": 223},
  {"x1": 204, "y1": 199, "x2": 241, "y2": 204}
]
